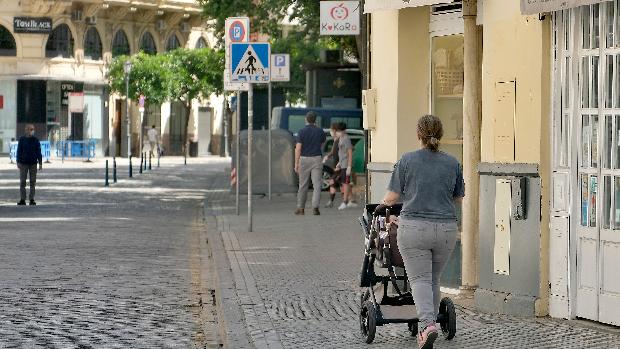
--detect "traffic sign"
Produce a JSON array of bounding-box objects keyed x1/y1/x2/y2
[
  {"x1": 270, "y1": 54, "x2": 290, "y2": 82},
  {"x1": 231, "y1": 43, "x2": 270, "y2": 83},
  {"x1": 224, "y1": 68, "x2": 249, "y2": 91},
  {"x1": 225, "y1": 17, "x2": 250, "y2": 45}
]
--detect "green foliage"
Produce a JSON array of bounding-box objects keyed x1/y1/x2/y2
[
  {"x1": 198, "y1": 0, "x2": 359, "y2": 103},
  {"x1": 107, "y1": 48, "x2": 224, "y2": 107}
]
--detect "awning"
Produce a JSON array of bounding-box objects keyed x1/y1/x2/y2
[
  {"x1": 364, "y1": 0, "x2": 454, "y2": 13},
  {"x1": 520, "y1": 0, "x2": 613, "y2": 15}
]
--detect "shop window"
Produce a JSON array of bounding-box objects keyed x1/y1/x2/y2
[
  {"x1": 166, "y1": 34, "x2": 181, "y2": 51},
  {"x1": 431, "y1": 34, "x2": 464, "y2": 165},
  {"x1": 45, "y1": 24, "x2": 74, "y2": 58},
  {"x1": 84, "y1": 27, "x2": 102, "y2": 60},
  {"x1": 112, "y1": 30, "x2": 130, "y2": 57},
  {"x1": 140, "y1": 32, "x2": 157, "y2": 55},
  {"x1": 0, "y1": 25, "x2": 16, "y2": 56},
  {"x1": 195, "y1": 37, "x2": 208, "y2": 49}
]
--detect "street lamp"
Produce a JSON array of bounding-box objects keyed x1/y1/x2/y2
[{"x1": 124, "y1": 60, "x2": 132, "y2": 158}]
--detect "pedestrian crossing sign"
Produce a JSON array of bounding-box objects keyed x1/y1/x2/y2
[{"x1": 230, "y1": 43, "x2": 270, "y2": 83}]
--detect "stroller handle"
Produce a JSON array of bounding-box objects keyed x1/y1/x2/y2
[{"x1": 359, "y1": 216, "x2": 369, "y2": 237}]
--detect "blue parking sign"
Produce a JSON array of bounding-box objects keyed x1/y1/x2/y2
[{"x1": 231, "y1": 43, "x2": 270, "y2": 83}]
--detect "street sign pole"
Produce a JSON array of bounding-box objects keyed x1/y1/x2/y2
[
  {"x1": 268, "y1": 81, "x2": 272, "y2": 200},
  {"x1": 247, "y1": 84, "x2": 253, "y2": 232},
  {"x1": 236, "y1": 91, "x2": 241, "y2": 216}
]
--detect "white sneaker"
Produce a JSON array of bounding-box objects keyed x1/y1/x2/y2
[
  {"x1": 338, "y1": 202, "x2": 347, "y2": 210},
  {"x1": 347, "y1": 201, "x2": 358, "y2": 208},
  {"x1": 325, "y1": 200, "x2": 334, "y2": 208}
]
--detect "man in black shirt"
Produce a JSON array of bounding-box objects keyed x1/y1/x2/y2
[
  {"x1": 16, "y1": 124, "x2": 42, "y2": 206},
  {"x1": 294, "y1": 112, "x2": 326, "y2": 215}
]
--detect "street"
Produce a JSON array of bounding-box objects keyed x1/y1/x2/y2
[{"x1": 0, "y1": 157, "x2": 226, "y2": 348}]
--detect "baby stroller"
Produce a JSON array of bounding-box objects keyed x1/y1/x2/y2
[{"x1": 358, "y1": 203, "x2": 457, "y2": 344}]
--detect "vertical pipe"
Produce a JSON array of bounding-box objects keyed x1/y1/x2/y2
[
  {"x1": 461, "y1": 0, "x2": 481, "y2": 291},
  {"x1": 268, "y1": 82, "x2": 272, "y2": 200},
  {"x1": 248, "y1": 84, "x2": 253, "y2": 232},
  {"x1": 236, "y1": 91, "x2": 241, "y2": 216}
]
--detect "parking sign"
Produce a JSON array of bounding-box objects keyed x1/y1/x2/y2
[{"x1": 270, "y1": 54, "x2": 290, "y2": 82}]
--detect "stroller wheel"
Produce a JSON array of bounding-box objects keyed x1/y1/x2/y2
[
  {"x1": 359, "y1": 300, "x2": 377, "y2": 344},
  {"x1": 438, "y1": 297, "x2": 457, "y2": 340},
  {"x1": 407, "y1": 321, "x2": 418, "y2": 336}
]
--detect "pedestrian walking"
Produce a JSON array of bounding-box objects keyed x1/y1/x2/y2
[
  {"x1": 294, "y1": 111, "x2": 326, "y2": 216},
  {"x1": 324, "y1": 122, "x2": 341, "y2": 208},
  {"x1": 334, "y1": 122, "x2": 357, "y2": 210},
  {"x1": 378, "y1": 115, "x2": 465, "y2": 349},
  {"x1": 147, "y1": 125, "x2": 159, "y2": 158},
  {"x1": 16, "y1": 124, "x2": 43, "y2": 206}
]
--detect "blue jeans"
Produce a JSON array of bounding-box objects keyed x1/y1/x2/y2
[{"x1": 397, "y1": 218, "x2": 458, "y2": 329}]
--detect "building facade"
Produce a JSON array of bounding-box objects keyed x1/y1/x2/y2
[
  {"x1": 0, "y1": 0, "x2": 216, "y2": 157},
  {"x1": 365, "y1": 0, "x2": 620, "y2": 326}
]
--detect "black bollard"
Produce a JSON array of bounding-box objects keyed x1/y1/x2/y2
[
  {"x1": 113, "y1": 157, "x2": 117, "y2": 183},
  {"x1": 129, "y1": 156, "x2": 133, "y2": 178},
  {"x1": 184, "y1": 152, "x2": 187, "y2": 166},
  {"x1": 139, "y1": 153, "x2": 143, "y2": 174},
  {"x1": 143, "y1": 152, "x2": 147, "y2": 171},
  {"x1": 157, "y1": 153, "x2": 160, "y2": 168},
  {"x1": 105, "y1": 160, "x2": 109, "y2": 187},
  {"x1": 149, "y1": 152, "x2": 152, "y2": 170}
]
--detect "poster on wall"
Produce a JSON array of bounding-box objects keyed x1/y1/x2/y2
[{"x1": 520, "y1": 0, "x2": 613, "y2": 15}]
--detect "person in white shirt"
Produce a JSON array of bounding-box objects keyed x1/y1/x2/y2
[{"x1": 147, "y1": 125, "x2": 159, "y2": 157}]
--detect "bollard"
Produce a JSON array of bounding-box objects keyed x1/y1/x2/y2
[
  {"x1": 149, "y1": 152, "x2": 152, "y2": 170},
  {"x1": 184, "y1": 152, "x2": 187, "y2": 166},
  {"x1": 129, "y1": 156, "x2": 133, "y2": 178},
  {"x1": 105, "y1": 160, "x2": 109, "y2": 187},
  {"x1": 143, "y1": 152, "x2": 147, "y2": 171},
  {"x1": 139, "y1": 153, "x2": 143, "y2": 174},
  {"x1": 157, "y1": 153, "x2": 160, "y2": 168},
  {"x1": 113, "y1": 157, "x2": 117, "y2": 183}
]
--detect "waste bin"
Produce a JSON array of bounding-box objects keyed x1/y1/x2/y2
[{"x1": 189, "y1": 141, "x2": 198, "y2": 157}]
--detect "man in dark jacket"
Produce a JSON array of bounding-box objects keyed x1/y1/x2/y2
[{"x1": 16, "y1": 124, "x2": 42, "y2": 206}]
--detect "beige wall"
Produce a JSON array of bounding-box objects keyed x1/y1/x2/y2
[
  {"x1": 369, "y1": 7, "x2": 430, "y2": 201},
  {"x1": 481, "y1": 0, "x2": 552, "y2": 315}
]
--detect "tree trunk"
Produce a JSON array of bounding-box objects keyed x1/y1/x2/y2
[{"x1": 183, "y1": 102, "x2": 192, "y2": 157}]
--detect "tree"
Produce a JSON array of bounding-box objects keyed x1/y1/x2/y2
[
  {"x1": 107, "y1": 48, "x2": 225, "y2": 155},
  {"x1": 165, "y1": 48, "x2": 225, "y2": 154},
  {"x1": 198, "y1": 0, "x2": 359, "y2": 103}
]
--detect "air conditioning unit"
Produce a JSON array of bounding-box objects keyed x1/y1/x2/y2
[
  {"x1": 156, "y1": 19, "x2": 166, "y2": 31},
  {"x1": 71, "y1": 10, "x2": 83, "y2": 22},
  {"x1": 86, "y1": 16, "x2": 97, "y2": 25},
  {"x1": 180, "y1": 22, "x2": 191, "y2": 33}
]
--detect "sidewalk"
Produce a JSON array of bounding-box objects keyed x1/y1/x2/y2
[{"x1": 204, "y1": 180, "x2": 620, "y2": 348}]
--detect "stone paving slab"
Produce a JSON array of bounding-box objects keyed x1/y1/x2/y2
[{"x1": 204, "y1": 183, "x2": 620, "y2": 349}]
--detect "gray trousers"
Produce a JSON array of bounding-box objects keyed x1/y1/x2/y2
[
  {"x1": 297, "y1": 156, "x2": 323, "y2": 209},
  {"x1": 397, "y1": 218, "x2": 457, "y2": 329},
  {"x1": 18, "y1": 163, "x2": 38, "y2": 201}
]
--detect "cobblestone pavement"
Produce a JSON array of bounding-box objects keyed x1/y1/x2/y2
[
  {"x1": 0, "y1": 156, "x2": 228, "y2": 348},
  {"x1": 203, "y1": 170, "x2": 620, "y2": 349}
]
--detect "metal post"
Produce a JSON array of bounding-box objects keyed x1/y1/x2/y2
[
  {"x1": 105, "y1": 160, "x2": 109, "y2": 187},
  {"x1": 139, "y1": 153, "x2": 143, "y2": 174},
  {"x1": 139, "y1": 110, "x2": 144, "y2": 160},
  {"x1": 224, "y1": 101, "x2": 230, "y2": 157},
  {"x1": 149, "y1": 152, "x2": 152, "y2": 170},
  {"x1": 236, "y1": 91, "x2": 241, "y2": 216},
  {"x1": 247, "y1": 84, "x2": 253, "y2": 232},
  {"x1": 129, "y1": 155, "x2": 133, "y2": 178},
  {"x1": 113, "y1": 157, "x2": 117, "y2": 183},
  {"x1": 144, "y1": 152, "x2": 147, "y2": 171},
  {"x1": 268, "y1": 82, "x2": 272, "y2": 200},
  {"x1": 125, "y1": 78, "x2": 131, "y2": 158},
  {"x1": 157, "y1": 153, "x2": 160, "y2": 168}
]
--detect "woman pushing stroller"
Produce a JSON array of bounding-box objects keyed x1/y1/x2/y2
[{"x1": 377, "y1": 115, "x2": 465, "y2": 349}]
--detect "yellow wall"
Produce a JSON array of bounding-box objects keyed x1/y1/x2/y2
[{"x1": 481, "y1": 0, "x2": 552, "y2": 316}]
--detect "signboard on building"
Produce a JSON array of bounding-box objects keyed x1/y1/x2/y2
[
  {"x1": 61, "y1": 82, "x2": 84, "y2": 106},
  {"x1": 230, "y1": 43, "x2": 271, "y2": 83},
  {"x1": 68, "y1": 92, "x2": 84, "y2": 113},
  {"x1": 270, "y1": 54, "x2": 290, "y2": 82},
  {"x1": 364, "y1": 0, "x2": 453, "y2": 13},
  {"x1": 320, "y1": 1, "x2": 360, "y2": 35},
  {"x1": 520, "y1": 0, "x2": 612, "y2": 15},
  {"x1": 225, "y1": 17, "x2": 251, "y2": 91},
  {"x1": 13, "y1": 17, "x2": 52, "y2": 34}
]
